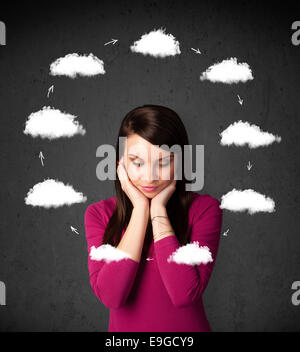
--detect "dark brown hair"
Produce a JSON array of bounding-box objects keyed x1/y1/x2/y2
[{"x1": 102, "y1": 104, "x2": 194, "y2": 258}]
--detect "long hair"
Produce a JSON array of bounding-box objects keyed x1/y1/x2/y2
[{"x1": 102, "y1": 104, "x2": 195, "y2": 258}]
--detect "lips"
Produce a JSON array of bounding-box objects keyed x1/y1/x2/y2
[{"x1": 141, "y1": 186, "x2": 158, "y2": 192}]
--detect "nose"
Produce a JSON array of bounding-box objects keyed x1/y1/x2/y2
[{"x1": 144, "y1": 164, "x2": 158, "y2": 182}]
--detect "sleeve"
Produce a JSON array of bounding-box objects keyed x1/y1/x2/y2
[
  {"x1": 84, "y1": 202, "x2": 140, "y2": 309},
  {"x1": 154, "y1": 198, "x2": 223, "y2": 308}
]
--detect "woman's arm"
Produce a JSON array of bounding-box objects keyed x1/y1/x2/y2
[
  {"x1": 117, "y1": 203, "x2": 149, "y2": 262},
  {"x1": 85, "y1": 202, "x2": 148, "y2": 309},
  {"x1": 152, "y1": 199, "x2": 223, "y2": 308},
  {"x1": 151, "y1": 205, "x2": 175, "y2": 242},
  {"x1": 84, "y1": 157, "x2": 150, "y2": 309},
  {"x1": 116, "y1": 158, "x2": 150, "y2": 262}
]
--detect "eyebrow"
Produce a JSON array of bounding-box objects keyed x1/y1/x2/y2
[{"x1": 128, "y1": 153, "x2": 174, "y2": 161}]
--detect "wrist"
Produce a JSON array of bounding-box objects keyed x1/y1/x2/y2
[
  {"x1": 150, "y1": 204, "x2": 167, "y2": 218},
  {"x1": 154, "y1": 232, "x2": 175, "y2": 242},
  {"x1": 133, "y1": 202, "x2": 150, "y2": 214}
]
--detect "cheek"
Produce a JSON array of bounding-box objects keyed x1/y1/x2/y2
[
  {"x1": 160, "y1": 165, "x2": 174, "y2": 180},
  {"x1": 127, "y1": 165, "x2": 140, "y2": 182}
]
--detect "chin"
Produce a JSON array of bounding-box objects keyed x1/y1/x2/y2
[{"x1": 142, "y1": 191, "x2": 157, "y2": 199}]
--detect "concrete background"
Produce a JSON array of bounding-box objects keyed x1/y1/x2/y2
[{"x1": 0, "y1": 0, "x2": 299, "y2": 331}]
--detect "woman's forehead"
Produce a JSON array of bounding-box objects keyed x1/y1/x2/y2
[
  {"x1": 126, "y1": 136, "x2": 173, "y2": 159},
  {"x1": 127, "y1": 148, "x2": 173, "y2": 159},
  {"x1": 128, "y1": 152, "x2": 174, "y2": 162}
]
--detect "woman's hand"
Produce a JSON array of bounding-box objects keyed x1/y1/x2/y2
[
  {"x1": 150, "y1": 179, "x2": 177, "y2": 215},
  {"x1": 117, "y1": 156, "x2": 149, "y2": 209}
]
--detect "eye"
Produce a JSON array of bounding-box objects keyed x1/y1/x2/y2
[
  {"x1": 133, "y1": 161, "x2": 143, "y2": 167},
  {"x1": 160, "y1": 161, "x2": 170, "y2": 167}
]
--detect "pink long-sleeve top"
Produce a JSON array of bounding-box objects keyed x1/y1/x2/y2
[{"x1": 84, "y1": 191, "x2": 223, "y2": 332}]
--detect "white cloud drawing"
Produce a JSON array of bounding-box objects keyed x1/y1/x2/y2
[
  {"x1": 90, "y1": 244, "x2": 133, "y2": 263},
  {"x1": 25, "y1": 178, "x2": 87, "y2": 208},
  {"x1": 220, "y1": 188, "x2": 275, "y2": 215},
  {"x1": 49, "y1": 53, "x2": 105, "y2": 78},
  {"x1": 130, "y1": 27, "x2": 181, "y2": 58},
  {"x1": 220, "y1": 120, "x2": 282, "y2": 148},
  {"x1": 23, "y1": 106, "x2": 86, "y2": 140},
  {"x1": 200, "y1": 57, "x2": 254, "y2": 83},
  {"x1": 167, "y1": 241, "x2": 213, "y2": 265}
]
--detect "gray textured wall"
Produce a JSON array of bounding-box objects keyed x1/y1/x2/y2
[{"x1": 0, "y1": 0, "x2": 299, "y2": 331}]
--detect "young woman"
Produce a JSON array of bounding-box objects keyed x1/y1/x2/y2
[{"x1": 84, "y1": 104, "x2": 223, "y2": 332}]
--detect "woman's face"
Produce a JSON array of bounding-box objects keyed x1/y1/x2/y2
[{"x1": 123, "y1": 134, "x2": 176, "y2": 199}]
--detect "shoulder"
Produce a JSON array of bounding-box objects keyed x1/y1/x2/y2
[
  {"x1": 188, "y1": 191, "x2": 222, "y2": 221},
  {"x1": 84, "y1": 196, "x2": 117, "y2": 224}
]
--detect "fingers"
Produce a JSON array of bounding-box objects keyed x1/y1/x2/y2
[
  {"x1": 165, "y1": 179, "x2": 176, "y2": 190},
  {"x1": 119, "y1": 163, "x2": 128, "y2": 181},
  {"x1": 117, "y1": 158, "x2": 137, "y2": 202},
  {"x1": 117, "y1": 162, "x2": 126, "y2": 181},
  {"x1": 117, "y1": 157, "x2": 131, "y2": 191},
  {"x1": 119, "y1": 155, "x2": 126, "y2": 169}
]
